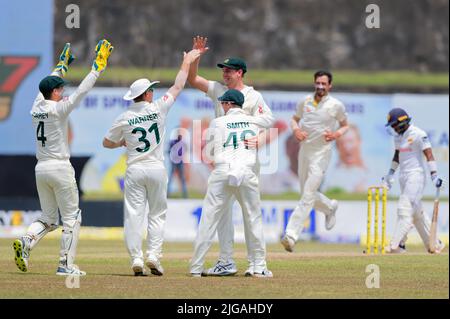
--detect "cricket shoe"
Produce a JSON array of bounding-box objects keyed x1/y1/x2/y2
[
  {"x1": 13, "y1": 238, "x2": 30, "y2": 272},
  {"x1": 429, "y1": 240, "x2": 446, "y2": 254},
  {"x1": 252, "y1": 269, "x2": 273, "y2": 278},
  {"x1": 244, "y1": 267, "x2": 254, "y2": 277},
  {"x1": 132, "y1": 258, "x2": 145, "y2": 276},
  {"x1": 190, "y1": 272, "x2": 202, "y2": 277},
  {"x1": 56, "y1": 264, "x2": 86, "y2": 276},
  {"x1": 145, "y1": 257, "x2": 164, "y2": 276},
  {"x1": 204, "y1": 260, "x2": 237, "y2": 276},
  {"x1": 385, "y1": 243, "x2": 407, "y2": 254},
  {"x1": 325, "y1": 200, "x2": 338, "y2": 230},
  {"x1": 281, "y1": 235, "x2": 295, "y2": 253}
]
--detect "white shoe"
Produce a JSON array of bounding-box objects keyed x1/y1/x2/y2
[
  {"x1": 385, "y1": 243, "x2": 406, "y2": 254},
  {"x1": 430, "y1": 240, "x2": 446, "y2": 254},
  {"x1": 325, "y1": 200, "x2": 338, "y2": 230},
  {"x1": 131, "y1": 258, "x2": 145, "y2": 276},
  {"x1": 281, "y1": 235, "x2": 295, "y2": 252},
  {"x1": 56, "y1": 264, "x2": 86, "y2": 276},
  {"x1": 252, "y1": 269, "x2": 273, "y2": 278},
  {"x1": 191, "y1": 272, "x2": 202, "y2": 277},
  {"x1": 244, "y1": 267, "x2": 254, "y2": 277},
  {"x1": 204, "y1": 260, "x2": 237, "y2": 276},
  {"x1": 13, "y1": 238, "x2": 29, "y2": 272},
  {"x1": 145, "y1": 257, "x2": 164, "y2": 276}
]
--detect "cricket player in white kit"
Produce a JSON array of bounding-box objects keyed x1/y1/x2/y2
[
  {"x1": 382, "y1": 108, "x2": 446, "y2": 254},
  {"x1": 281, "y1": 70, "x2": 349, "y2": 252},
  {"x1": 103, "y1": 49, "x2": 201, "y2": 276},
  {"x1": 13, "y1": 40, "x2": 114, "y2": 276},
  {"x1": 188, "y1": 36, "x2": 275, "y2": 276},
  {"x1": 190, "y1": 89, "x2": 273, "y2": 278}
]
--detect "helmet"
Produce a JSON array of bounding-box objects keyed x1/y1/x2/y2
[{"x1": 385, "y1": 108, "x2": 411, "y2": 134}]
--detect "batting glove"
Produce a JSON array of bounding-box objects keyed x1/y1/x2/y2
[
  {"x1": 381, "y1": 174, "x2": 394, "y2": 190},
  {"x1": 431, "y1": 173, "x2": 445, "y2": 188},
  {"x1": 92, "y1": 39, "x2": 114, "y2": 73},
  {"x1": 53, "y1": 43, "x2": 75, "y2": 77}
]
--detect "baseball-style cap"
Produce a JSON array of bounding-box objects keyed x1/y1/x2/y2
[
  {"x1": 123, "y1": 78, "x2": 160, "y2": 101},
  {"x1": 217, "y1": 57, "x2": 247, "y2": 74},
  {"x1": 218, "y1": 89, "x2": 245, "y2": 107},
  {"x1": 39, "y1": 76, "x2": 68, "y2": 97},
  {"x1": 385, "y1": 108, "x2": 411, "y2": 127}
]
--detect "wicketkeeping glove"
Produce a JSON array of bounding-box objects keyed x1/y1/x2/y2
[
  {"x1": 92, "y1": 39, "x2": 114, "y2": 73},
  {"x1": 53, "y1": 43, "x2": 75, "y2": 77}
]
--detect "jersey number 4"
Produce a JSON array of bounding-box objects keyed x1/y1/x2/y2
[
  {"x1": 132, "y1": 123, "x2": 160, "y2": 153},
  {"x1": 223, "y1": 130, "x2": 256, "y2": 149},
  {"x1": 36, "y1": 121, "x2": 47, "y2": 147}
]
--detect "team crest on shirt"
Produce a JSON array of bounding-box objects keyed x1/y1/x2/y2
[
  {"x1": 407, "y1": 137, "x2": 414, "y2": 144},
  {"x1": 163, "y1": 95, "x2": 169, "y2": 102}
]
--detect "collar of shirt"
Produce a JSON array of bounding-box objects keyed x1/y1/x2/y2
[
  {"x1": 130, "y1": 101, "x2": 150, "y2": 109},
  {"x1": 314, "y1": 94, "x2": 330, "y2": 106},
  {"x1": 225, "y1": 108, "x2": 245, "y2": 116}
]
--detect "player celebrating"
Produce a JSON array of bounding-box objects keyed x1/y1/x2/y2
[
  {"x1": 103, "y1": 49, "x2": 201, "y2": 276},
  {"x1": 382, "y1": 108, "x2": 446, "y2": 254},
  {"x1": 13, "y1": 40, "x2": 114, "y2": 276},
  {"x1": 281, "y1": 70, "x2": 348, "y2": 252},
  {"x1": 190, "y1": 89, "x2": 273, "y2": 278},
  {"x1": 188, "y1": 36, "x2": 275, "y2": 276}
]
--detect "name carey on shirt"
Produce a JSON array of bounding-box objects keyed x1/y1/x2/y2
[{"x1": 32, "y1": 112, "x2": 49, "y2": 119}]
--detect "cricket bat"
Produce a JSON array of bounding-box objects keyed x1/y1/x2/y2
[{"x1": 429, "y1": 187, "x2": 440, "y2": 253}]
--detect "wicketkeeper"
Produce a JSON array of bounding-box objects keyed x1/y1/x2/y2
[
  {"x1": 13, "y1": 40, "x2": 114, "y2": 276},
  {"x1": 382, "y1": 108, "x2": 446, "y2": 254}
]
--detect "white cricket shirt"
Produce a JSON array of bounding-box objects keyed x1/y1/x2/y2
[
  {"x1": 105, "y1": 93, "x2": 175, "y2": 166},
  {"x1": 394, "y1": 124, "x2": 432, "y2": 175}
]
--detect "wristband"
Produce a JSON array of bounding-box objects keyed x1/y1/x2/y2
[
  {"x1": 427, "y1": 160, "x2": 437, "y2": 174},
  {"x1": 389, "y1": 161, "x2": 399, "y2": 175}
]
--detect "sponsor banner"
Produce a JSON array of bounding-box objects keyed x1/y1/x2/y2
[
  {"x1": 0, "y1": 0, "x2": 53, "y2": 150},
  {"x1": 1, "y1": 84, "x2": 448, "y2": 196},
  {"x1": 1, "y1": 200, "x2": 448, "y2": 245}
]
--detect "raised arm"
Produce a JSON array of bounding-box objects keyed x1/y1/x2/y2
[
  {"x1": 187, "y1": 36, "x2": 210, "y2": 93},
  {"x1": 167, "y1": 49, "x2": 201, "y2": 100},
  {"x1": 57, "y1": 39, "x2": 113, "y2": 117}
]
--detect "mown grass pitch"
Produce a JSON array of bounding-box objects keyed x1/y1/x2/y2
[{"x1": 0, "y1": 238, "x2": 448, "y2": 299}]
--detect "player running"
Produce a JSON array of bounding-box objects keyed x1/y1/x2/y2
[
  {"x1": 190, "y1": 89, "x2": 273, "y2": 278},
  {"x1": 281, "y1": 70, "x2": 348, "y2": 252},
  {"x1": 382, "y1": 108, "x2": 446, "y2": 254},
  {"x1": 188, "y1": 36, "x2": 275, "y2": 276},
  {"x1": 13, "y1": 40, "x2": 114, "y2": 276},
  {"x1": 103, "y1": 49, "x2": 201, "y2": 276}
]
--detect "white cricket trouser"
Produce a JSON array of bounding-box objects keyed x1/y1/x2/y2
[
  {"x1": 216, "y1": 162, "x2": 261, "y2": 266},
  {"x1": 285, "y1": 145, "x2": 334, "y2": 241},
  {"x1": 35, "y1": 163, "x2": 80, "y2": 228},
  {"x1": 190, "y1": 165, "x2": 267, "y2": 274},
  {"x1": 33, "y1": 161, "x2": 81, "y2": 266},
  {"x1": 124, "y1": 164, "x2": 167, "y2": 262},
  {"x1": 390, "y1": 171, "x2": 438, "y2": 250}
]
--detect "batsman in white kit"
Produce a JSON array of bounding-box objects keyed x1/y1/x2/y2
[
  {"x1": 382, "y1": 108, "x2": 446, "y2": 254},
  {"x1": 281, "y1": 70, "x2": 349, "y2": 252},
  {"x1": 103, "y1": 49, "x2": 201, "y2": 276},
  {"x1": 190, "y1": 89, "x2": 273, "y2": 278},
  {"x1": 188, "y1": 36, "x2": 275, "y2": 276},
  {"x1": 13, "y1": 40, "x2": 114, "y2": 275}
]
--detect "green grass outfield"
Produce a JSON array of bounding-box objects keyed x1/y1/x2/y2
[
  {"x1": 1, "y1": 238, "x2": 448, "y2": 299},
  {"x1": 67, "y1": 67, "x2": 449, "y2": 91}
]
